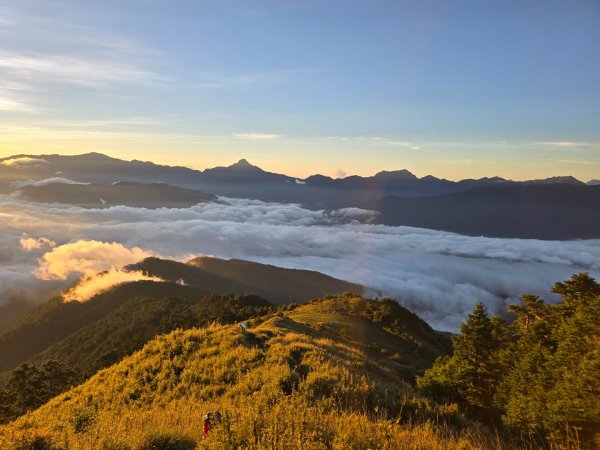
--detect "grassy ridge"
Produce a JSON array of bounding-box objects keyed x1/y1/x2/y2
[{"x1": 0, "y1": 295, "x2": 497, "y2": 449}]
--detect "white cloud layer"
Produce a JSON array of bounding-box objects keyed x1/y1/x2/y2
[
  {"x1": 63, "y1": 269, "x2": 164, "y2": 302},
  {"x1": 36, "y1": 240, "x2": 153, "y2": 280},
  {"x1": 0, "y1": 195, "x2": 599, "y2": 330}
]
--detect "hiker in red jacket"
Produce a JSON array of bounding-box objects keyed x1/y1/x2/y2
[
  {"x1": 202, "y1": 410, "x2": 221, "y2": 438},
  {"x1": 202, "y1": 412, "x2": 212, "y2": 438}
]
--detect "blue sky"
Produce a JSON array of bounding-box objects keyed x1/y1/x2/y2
[{"x1": 0, "y1": 0, "x2": 598, "y2": 180}]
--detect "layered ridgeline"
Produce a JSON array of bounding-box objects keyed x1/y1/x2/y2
[
  {"x1": 0, "y1": 257, "x2": 363, "y2": 421},
  {"x1": 0, "y1": 295, "x2": 484, "y2": 450},
  {"x1": 0, "y1": 257, "x2": 361, "y2": 375},
  {"x1": 2, "y1": 152, "x2": 600, "y2": 239}
]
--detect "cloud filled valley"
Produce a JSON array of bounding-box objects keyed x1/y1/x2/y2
[{"x1": 1, "y1": 194, "x2": 599, "y2": 331}]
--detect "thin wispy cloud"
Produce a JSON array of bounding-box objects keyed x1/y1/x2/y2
[
  {"x1": 0, "y1": 157, "x2": 49, "y2": 168},
  {"x1": 233, "y1": 132, "x2": 281, "y2": 140},
  {"x1": 0, "y1": 3, "x2": 166, "y2": 115},
  {"x1": 534, "y1": 141, "x2": 596, "y2": 148},
  {"x1": 0, "y1": 52, "x2": 163, "y2": 88},
  {"x1": 193, "y1": 68, "x2": 317, "y2": 89},
  {"x1": 41, "y1": 117, "x2": 170, "y2": 129},
  {"x1": 0, "y1": 5, "x2": 15, "y2": 26},
  {"x1": 325, "y1": 136, "x2": 420, "y2": 150},
  {"x1": 0, "y1": 96, "x2": 32, "y2": 112},
  {"x1": 550, "y1": 159, "x2": 599, "y2": 166}
]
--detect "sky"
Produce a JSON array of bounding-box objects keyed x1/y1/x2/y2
[{"x1": 0, "y1": 0, "x2": 599, "y2": 180}]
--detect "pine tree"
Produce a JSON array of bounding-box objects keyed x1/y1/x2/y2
[
  {"x1": 418, "y1": 303, "x2": 508, "y2": 420},
  {"x1": 552, "y1": 272, "x2": 600, "y2": 306},
  {"x1": 451, "y1": 303, "x2": 498, "y2": 411},
  {"x1": 508, "y1": 294, "x2": 548, "y2": 332}
]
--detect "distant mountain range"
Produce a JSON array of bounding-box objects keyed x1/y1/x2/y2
[
  {"x1": 0, "y1": 152, "x2": 595, "y2": 203},
  {"x1": 1, "y1": 152, "x2": 599, "y2": 239}
]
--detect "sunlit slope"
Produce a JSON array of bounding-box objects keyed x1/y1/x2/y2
[
  {"x1": 28, "y1": 294, "x2": 272, "y2": 378},
  {"x1": 0, "y1": 295, "x2": 489, "y2": 450},
  {"x1": 282, "y1": 295, "x2": 450, "y2": 371}
]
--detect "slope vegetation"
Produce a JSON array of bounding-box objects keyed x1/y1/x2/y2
[
  {"x1": 0, "y1": 257, "x2": 361, "y2": 376},
  {"x1": 0, "y1": 295, "x2": 498, "y2": 450}
]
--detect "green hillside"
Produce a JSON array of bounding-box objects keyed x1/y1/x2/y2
[
  {"x1": 0, "y1": 257, "x2": 361, "y2": 378},
  {"x1": 0, "y1": 281, "x2": 207, "y2": 375},
  {"x1": 129, "y1": 256, "x2": 365, "y2": 304},
  {"x1": 3, "y1": 275, "x2": 594, "y2": 448},
  {"x1": 0, "y1": 294, "x2": 495, "y2": 450}
]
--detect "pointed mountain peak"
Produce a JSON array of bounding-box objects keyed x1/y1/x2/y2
[
  {"x1": 229, "y1": 158, "x2": 259, "y2": 170},
  {"x1": 79, "y1": 152, "x2": 115, "y2": 160}
]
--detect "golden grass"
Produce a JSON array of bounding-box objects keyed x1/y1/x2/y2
[{"x1": 0, "y1": 296, "x2": 502, "y2": 449}]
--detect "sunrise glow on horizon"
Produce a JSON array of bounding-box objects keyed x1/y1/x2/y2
[{"x1": 0, "y1": 0, "x2": 598, "y2": 181}]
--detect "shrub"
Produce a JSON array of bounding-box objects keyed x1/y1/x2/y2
[
  {"x1": 15, "y1": 434, "x2": 61, "y2": 450},
  {"x1": 70, "y1": 408, "x2": 96, "y2": 433},
  {"x1": 136, "y1": 431, "x2": 196, "y2": 450}
]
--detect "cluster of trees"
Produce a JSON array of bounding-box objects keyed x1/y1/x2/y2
[
  {"x1": 0, "y1": 360, "x2": 76, "y2": 423},
  {"x1": 418, "y1": 273, "x2": 600, "y2": 448}
]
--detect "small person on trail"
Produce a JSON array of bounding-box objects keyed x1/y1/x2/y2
[
  {"x1": 202, "y1": 410, "x2": 222, "y2": 438},
  {"x1": 202, "y1": 412, "x2": 212, "y2": 438}
]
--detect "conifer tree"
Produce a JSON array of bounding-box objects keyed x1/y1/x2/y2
[
  {"x1": 418, "y1": 303, "x2": 508, "y2": 420},
  {"x1": 451, "y1": 303, "x2": 499, "y2": 411},
  {"x1": 552, "y1": 272, "x2": 600, "y2": 306}
]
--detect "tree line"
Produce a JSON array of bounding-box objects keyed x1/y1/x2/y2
[{"x1": 418, "y1": 272, "x2": 600, "y2": 448}]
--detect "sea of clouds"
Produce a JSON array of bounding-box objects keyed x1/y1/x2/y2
[{"x1": 1, "y1": 193, "x2": 599, "y2": 331}]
